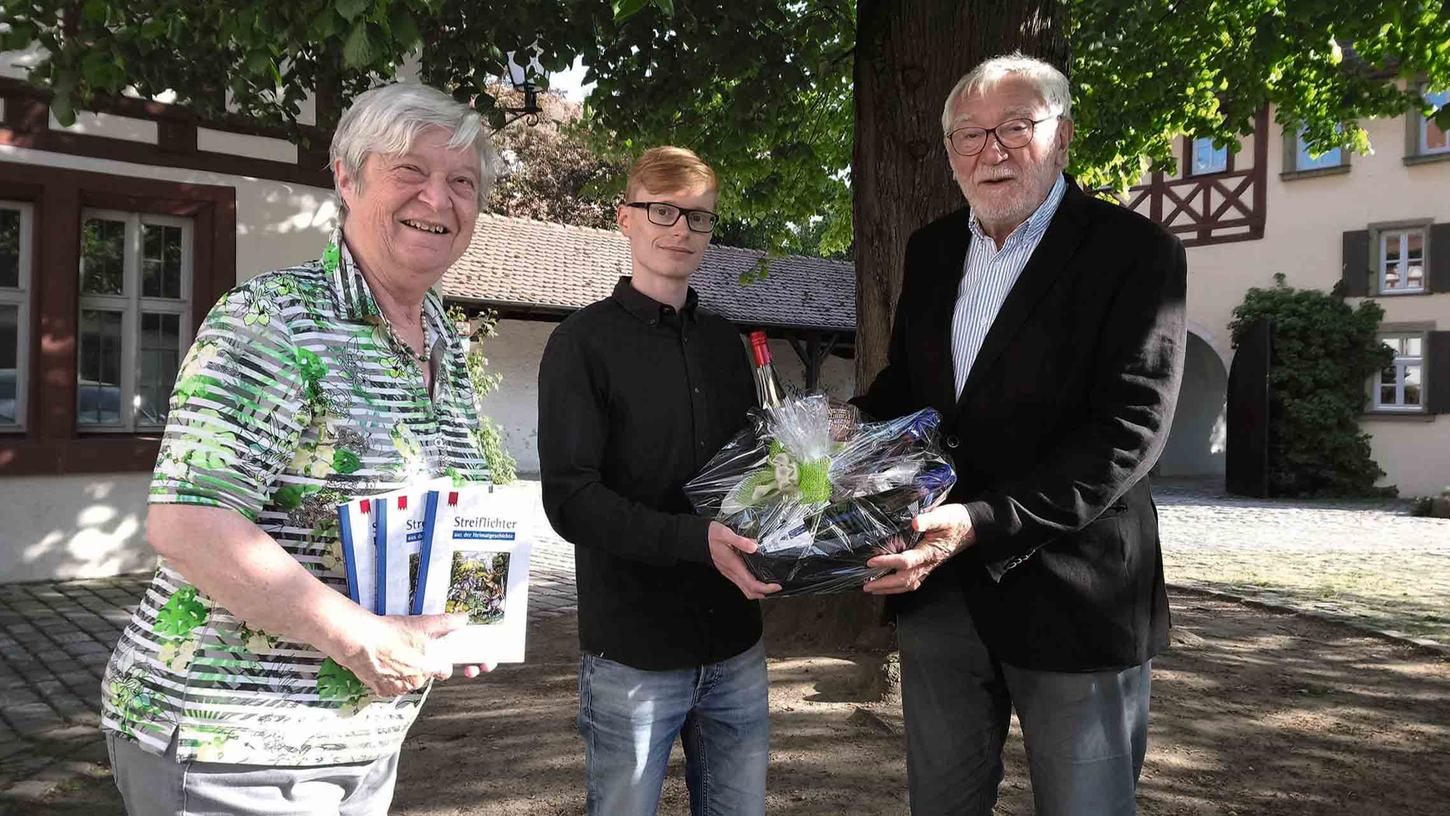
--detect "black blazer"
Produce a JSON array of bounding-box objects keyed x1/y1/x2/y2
[{"x1": 856, "y1": 178, "x2": 1187, "y2": 672}]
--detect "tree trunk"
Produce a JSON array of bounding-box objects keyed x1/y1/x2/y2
[
  {"x1": 854, "y1": 0, "x2": 1068, "y2": 389},
  {"x1": 765, "y1": 0, "x2": 1066, "y2": 659}
]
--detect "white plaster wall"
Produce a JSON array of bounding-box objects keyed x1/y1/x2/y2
[
  {"x1": 197, "y1": 127, "x2": 299, "y2": 164},
  {"x1": 1362, "y1": 418, "x2": 1450, "y2": 497},
  {"x1": 0, "y1": 474, "x2": 156, "y2": 582},
  {"x1": 1183, "y1": 109, "x2": 1450, "y2": 343},
  {"x1": 0, "y1": 145, "x2": 335, "y2": 583},
  {"x1": 476, "y1": 319, "x2": 554, "y2": 476},
  {"x1": 1176, "y1": 107, "x2": 1450, "y2": 492},
  {"x1": 47, "y1": 110, "x2": 159, "y2": 143},
  {"x1": 0, "y1": 44, "x2": 46, "y2": 80},
  {"x1": 0, "y1": 144, "x2": 337, "y2": 284}
]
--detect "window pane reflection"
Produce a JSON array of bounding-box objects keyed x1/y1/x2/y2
[
  {"x1": 1425, "y1": 90, "x2": 1449, "y2": 153},
  {"x1": 1404, "y1": 365, "x2": 1422, "y2": 406},
  {"x1": 0, "y1": 304, "x2": 17, "y2": 425},
  {"x1": 1191, "y1": 137, "x2": 1228, "y2": 175},
  {"x1": 1295, "y1": 136, "x2": 1341, "y2": 171},
  {"x1": 138, "y1": 312, "x2": 180, "y2": 425},
  {"x1": 78, "y1": 309, "x2": 123, "y2": 425},
  {"x1": 0, "y1": 208, "x2": 19, "y2": 289},
  {"x1": 82, "y1": 219, "x2": 126, "y2": 295},
  {"x1": 142, "y1": 224, "x2": 183, "y2": 299}
]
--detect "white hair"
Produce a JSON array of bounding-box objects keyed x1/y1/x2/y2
[
  {"x1": 329, "y1": 83, "x2": 501, "y2": 217},
  {"x1": 941, "y1": 52, "x2": 1072, "y2": 135}
]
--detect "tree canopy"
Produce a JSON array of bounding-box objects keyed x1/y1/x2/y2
[
  {"x1": 3, "y1": 0, "x2": 1449, "y2": 254},
  {"x1": 483, "y1": 86, "x2": 625, "y2": 231}
]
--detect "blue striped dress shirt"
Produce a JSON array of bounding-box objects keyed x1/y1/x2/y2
[{"x1": 952, "y1": 173, "x2": 1068, "y2": 397}]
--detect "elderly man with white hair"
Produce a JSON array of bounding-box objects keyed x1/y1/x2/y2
[
  {"x1": 100, "y1": 83, "x2": 499, "y2": 815},
  {"x1": 855, "y1": 53, "x2": 1187, "y2": 815}
]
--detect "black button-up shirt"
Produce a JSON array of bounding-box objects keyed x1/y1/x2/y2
[{"x1": 538, "y1": 278, "x2": 761, "y2": 670}]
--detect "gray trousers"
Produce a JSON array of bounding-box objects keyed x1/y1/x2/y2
[
  {"x1": 896, "y1": 573, "x2": 1151, "y2": 816},
  {"x1": 106, "y1": 731, "x2": 401, "y2": 816}
]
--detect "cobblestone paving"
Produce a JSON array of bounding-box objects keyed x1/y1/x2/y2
[
  {"x1": 0, "y1": 487, "x2": 577, "y2": 803},
  {"x1": 1155, "y1": 479, "x2": 1450, "y2": 649}
]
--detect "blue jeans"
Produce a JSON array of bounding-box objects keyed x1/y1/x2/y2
[
  {"x1": 896, "y1": 573, "x2": 1151, "y2": 816},
  {"x1": 577, "y1": 639, "x2": 769, "y2": 816}
]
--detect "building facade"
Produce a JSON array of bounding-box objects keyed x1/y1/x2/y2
[
  {"x1": 0, "y1": 72, "x2": 855, "y2": 582},
  {"x1": 0, "y1": 49, "x2": 341, "y2": 582},
  {"x1": 1138, "y1": 94, "x2": 1450, "y2": 497}
]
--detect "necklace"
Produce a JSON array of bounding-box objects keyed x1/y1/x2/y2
[{"x1": 390, "y1": 311, "x2": 430, "y2": 365}]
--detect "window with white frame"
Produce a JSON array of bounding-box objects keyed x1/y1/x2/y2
[
  {"x1": 1378, "y1": 228, "x2": 1427, "y2": 294},
  {"x1": 0, "y1": 201, "x2": 32, "y2": 430},
  {"x1": 77, "y1": 210, "x2": 191, "y2": 431},
  {"x1": 1376, "y1": 334, "x2": 1424, "y2": 411},
  {"x1": 1189, "y1": 136, "x2": 1229, "y2": 175},
  {"x1": 1420, "y1": 89, "x2": 1449, "y2": 155}
]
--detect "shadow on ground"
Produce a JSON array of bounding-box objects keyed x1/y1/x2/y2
[
  {"x1": 17, "y1": 590, "x2": 1450, "y2": 816},
  {"x1": 390, "y1": 590, "x2": 1450, "y2": 816}
]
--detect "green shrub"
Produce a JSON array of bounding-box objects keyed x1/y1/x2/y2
[{"x1": 1228, "y1": 274, "x2": 1394, "y2": 497}]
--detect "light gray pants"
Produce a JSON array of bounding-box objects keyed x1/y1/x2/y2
[
  {"x1": 106, "y1": 731, "x2": 401, "y2": 816},
  {"x1": 896, "y1": 574, "x2": 1152, "y2": 816}
]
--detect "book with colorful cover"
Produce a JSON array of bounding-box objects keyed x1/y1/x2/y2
[
  {"x1": 336, "y1": 497, "x2": 378, "y2": 613},
  {"x1": 414, "y1": 485, "x2": 533, "y2": 664},
  {"x1": 336, "y1": 478, "x2": 450, "y2": 613}
]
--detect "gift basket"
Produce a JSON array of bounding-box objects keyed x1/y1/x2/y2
[{"x1": 684, "y1": 333, "x2": 956, "y2": 596}]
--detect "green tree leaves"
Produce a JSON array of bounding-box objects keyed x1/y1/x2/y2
[
  {"x1": 342, "y1": 24, "x2": 374, "y2": 68},
  {"x1": 1071, "y1": 0, "x2": 1450, "y2": 192},
  {"x1": 335, "y1": 0, "x2": 372, "y2": 22},
  {"x1": 613, "y1": 0, "x2": 674, "y2": 23},
  {"x1": 1229, "y1": 274, "x2": 1394, "y2": 497},
  {"x1": 6, "y1": 1, "x2": 1448, "y2": 251}
]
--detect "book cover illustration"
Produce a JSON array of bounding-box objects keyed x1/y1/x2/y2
[{"x1": 415, "y1": 486, "x2": 532, "y2": 664}]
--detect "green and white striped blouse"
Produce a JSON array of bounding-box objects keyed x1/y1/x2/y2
[{"x1": 100, "y1": 233, "x2": 491, "y2": 766}]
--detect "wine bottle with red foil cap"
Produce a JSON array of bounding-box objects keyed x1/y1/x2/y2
[{"x1": 748, "y1": 331, "x2": 787, "y2": 408}]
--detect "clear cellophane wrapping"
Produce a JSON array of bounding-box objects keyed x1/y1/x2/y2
[{"x1": 685, "y1": 394, "x2": 957, "y2": 597}]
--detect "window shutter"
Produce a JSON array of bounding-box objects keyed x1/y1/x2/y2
[
  {"x1": 1341, "y1": 230, "x2": 1370, "y2": 297},
  {"x1": 1430, "y1": 223, "x2": 1450, "y2": 294},
  {"x1": 1428, "y1": 331, "x2": 1450, "y2": 415}
]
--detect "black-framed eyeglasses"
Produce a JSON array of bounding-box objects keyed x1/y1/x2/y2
[
  {"x1": 946, "y1": 115, "x2": 1061, "y2": 157},
  {"x1": 624, "y1": 201, "x2": 719, "y2": 234}
]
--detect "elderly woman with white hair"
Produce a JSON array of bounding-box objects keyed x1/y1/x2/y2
[{"x1": 100, "y1": 83, "x2": 499, "y2": 815}]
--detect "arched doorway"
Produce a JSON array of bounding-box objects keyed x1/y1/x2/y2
[{"x1": 1158, "y1": 331, "x2": 1228, "y2": 478}]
